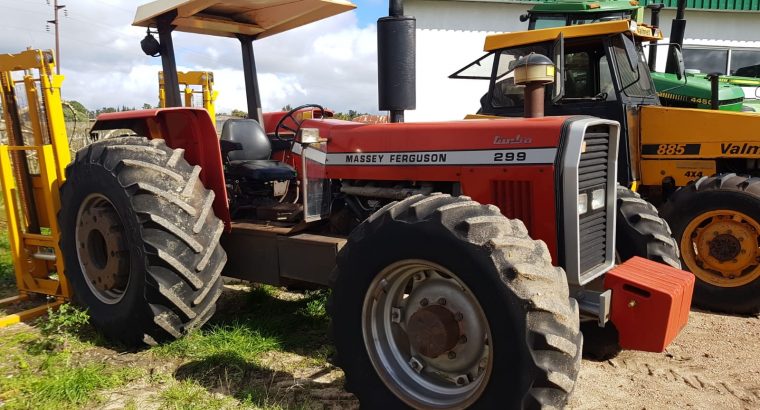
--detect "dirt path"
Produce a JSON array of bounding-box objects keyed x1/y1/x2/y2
[{"x1": 570, "y1": 310, "x2": 760, "y2": 409}]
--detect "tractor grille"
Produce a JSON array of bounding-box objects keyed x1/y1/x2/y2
[
  {"x1": 578, "y1": 128, "x2": 610, "y2": 273},
  {"x1": 491, "y1": 180, "x2": 532, "y2": 231}
]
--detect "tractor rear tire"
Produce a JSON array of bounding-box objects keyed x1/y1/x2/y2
[
  {"x1": 58, "y1": 137, "x2": 226, "y2": 346},
  {"x1": 616, "y1": 185, "x2": 681, "y2": 269},
  {"x1": 329, "y1": 194, "x2": 582, "y2": 409},
  {"x1": 661, "y1": 174, "x2": 760, "y2": 314}
]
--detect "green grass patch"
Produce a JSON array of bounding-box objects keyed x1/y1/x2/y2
[
  {"x1": 0, "y1": 352, "x2": 143, "y2": 410},
  {"x1": 154, "y1": 323, "x2": 280, "y2": 362},
  {"x1": 159, "y1": 379, "x2": 238, "y2": 410},
  {"x1": 0, "y1": 232, "x2": 16, "y2": 298}
]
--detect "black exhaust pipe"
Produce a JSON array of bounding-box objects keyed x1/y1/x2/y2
[
  {"x1": 377, "y1": 0, "x2": 416, "y2": 123},
  {"x1": 665, "y1": 0, "x2": 687, "y2": 74},
  {"x1": 647, "y1": 3, "x2": 664, "y2": 72}
]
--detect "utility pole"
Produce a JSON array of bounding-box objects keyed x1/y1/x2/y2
[{"x1": 46, "y1": 0, "x2": 67, "y2": 74}]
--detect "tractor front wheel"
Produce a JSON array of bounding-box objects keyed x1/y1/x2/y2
[
  {"x1": 58, "y1": 137, "x2": 226, "y2": 346},
  {"x1": 661, "y1": 174, "x2": 760, "y2": 314},
  {"x1": 329, "y1": 194, "x2": 582, "y2": 409},
  {"x1": 616, "y1": 185, "x2": 680, "y2": 268}
]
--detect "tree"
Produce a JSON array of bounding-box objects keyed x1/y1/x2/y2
[
  {"x1": 142, "y1": 103, "x2": 153, "y2": 110},
  {"x1": 62, "y1": 100, "x2": 89, "y2": 121},
  {"x1": 231, "y1": 109, "x2": 247, "y2": 118},
  {"x1": 281, "y1": 104, "x2": 292, "y2": 111}
]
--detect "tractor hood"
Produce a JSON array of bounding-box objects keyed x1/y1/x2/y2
[
  {"x1": 651, "y1": 72, "x2": 745, "y2": 110},
  {"x1": 133, "y1": 0, "x2": 356, "y2": 39}
]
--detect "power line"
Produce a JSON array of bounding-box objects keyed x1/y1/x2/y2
[{"x1": 46, "y1": 0, "x2": 67, "y2": 74}]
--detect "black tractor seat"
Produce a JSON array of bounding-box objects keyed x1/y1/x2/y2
[
  {"x1": 227, "y1": 159, "x2": 296, "y2": 181},
  {"x1": 220, "y1": 119, "x2": 296, "y2": 181}
]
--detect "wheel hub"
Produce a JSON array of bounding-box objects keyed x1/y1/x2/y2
[
  {"x1": 407, "y1": 305, "x2": 460, "y2": 358},
  {"x1": 708, "y1": 233, "x2": 742, "y2": 262},
  {"x1": 362, "y1": 260, "x2": 493, "y2": 409},
  {"x1": 682, "y1": 210, "x2": 760, "y2": 288},
  {"x1": 75, "y1": 194, "x2": 130, "y2": 304}
]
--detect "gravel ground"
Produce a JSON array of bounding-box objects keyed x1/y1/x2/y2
[{"x1": 570, "y1": 310, "x2": 760, "y2": 409}]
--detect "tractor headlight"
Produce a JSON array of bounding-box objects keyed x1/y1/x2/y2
[
  {"x1": 577, "y1": 193, "x2": 588, "y2": 215},
  {"x1": 591, "y1": 188, "x2": 605, "y2": 211}
]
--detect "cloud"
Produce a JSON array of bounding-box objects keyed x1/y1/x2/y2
[{"x1": 0, "y1": 0, "x2": 381, "y2": 114}]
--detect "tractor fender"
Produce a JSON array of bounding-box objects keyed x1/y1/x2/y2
[{"x1": 91, "y1": 108, "x2": 231, "y2": 229}]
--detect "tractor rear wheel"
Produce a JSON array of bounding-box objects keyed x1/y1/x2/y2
[
  {"x1": 329, "y1": 194, "x2": 582, "y2": 409},
  {"x1": 58, "y1": 137, "x2": 226, "y2": 346},
  {"x1": 661, "y1": 174, "x2": 760, "y2": 314}
]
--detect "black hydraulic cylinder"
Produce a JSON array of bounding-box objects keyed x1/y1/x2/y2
[
  {"x1": 707, "y1": 73, "x2": 720, "y2": 110},
  {"x1": 238, "y1": 35, "x2": 264, "y2": 125},
  {"x1": 377, "y1": 15, "x2": 416, "y2": 122},
  {"x1": 157, "y1": 12, "x2": 181, "y2": 108},
  {"x1": 666, "y1": 0, "x2": 687, "y2": 74},
  {"x1": 647, "y1": 3, "x2": 664, "y2": 72}
]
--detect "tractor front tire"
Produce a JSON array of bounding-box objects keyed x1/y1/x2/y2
[
  {"x1": 661, "y1": 174, "x2": 760, "y2": 314},
  {"x1": 329, "y1": 194, "x2": 582, "y2": 409},
  {"x1": 58, "y1": 137, "x2": 226, "y2": 346},
  {"x1": 616, "y1": 185, "x2": 681, "y2": 268}
]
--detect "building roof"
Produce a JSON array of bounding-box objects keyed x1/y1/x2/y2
[
  {"x1": 133, "y1": 0, "x2": 356, "y2": 39},
  {"x1": 484, "y1": 19, "x2": 661, "y2": 51},
  {"x1": 508, "y1": 0, "x2": 759, "y2": 12}
]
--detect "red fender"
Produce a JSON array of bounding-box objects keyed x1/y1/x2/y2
[{"x1": 92, "y1": 108, "x2": 231, "y2": 230}]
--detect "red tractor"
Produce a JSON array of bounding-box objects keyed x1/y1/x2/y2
[{"x1": 58, "y1": 0, "x2": 693, "y2": 408}]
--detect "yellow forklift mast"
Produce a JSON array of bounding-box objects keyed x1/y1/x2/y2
[
  {"x1": 158, "y1": 71, "x2": 218, "y2": 126},
  {"x1": 0, "y1": 49, "x2": 72, "y2": 326}
]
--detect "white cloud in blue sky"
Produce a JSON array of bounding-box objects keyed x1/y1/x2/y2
[{"x1": 0, "y1": 0, "x2": 390, "y2": 114}]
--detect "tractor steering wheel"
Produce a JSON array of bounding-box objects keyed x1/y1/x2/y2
[{"x1": 274, "y1": 104, "x2": 326, "y2": 141}]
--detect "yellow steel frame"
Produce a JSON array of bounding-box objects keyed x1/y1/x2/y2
[
  {"x1": 158, "y1": 71, "x2": 218, "y2": 126},
  {"x1": 0, "y1": 49, "x2": 71, "y2": 326}
]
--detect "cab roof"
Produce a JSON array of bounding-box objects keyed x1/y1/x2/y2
[
  {"x1": 529, "y1": 0, "x2": 640, "y2": 13},
  {"x1": 484, "y1": 19, "x2": 661, "y2": 51},
  {"x1": 133, "y1": 0, "x2": 356, "y2": 39}
]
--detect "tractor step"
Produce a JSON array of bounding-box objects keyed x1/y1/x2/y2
[{"x1": 604, "y1": 257, "x2": 695, "y2": 352}]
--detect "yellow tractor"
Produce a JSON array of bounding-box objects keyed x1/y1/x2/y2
[{"x1": 453, "y1": 20, "x2": 760, "y2": 313}]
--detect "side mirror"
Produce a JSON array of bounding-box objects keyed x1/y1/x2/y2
[
  {"x1": 519, "y1": 13, "x2": 529, "y2": 22},
  {"x1": 669, "y1": 45, "x2": 686, "y2": 81}
]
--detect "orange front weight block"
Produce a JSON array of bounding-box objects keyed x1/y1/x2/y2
[{"x1": 604, "y1": 257, "x2": 695, "y2": 352}]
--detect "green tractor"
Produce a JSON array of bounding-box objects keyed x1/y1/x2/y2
[{"x1": 521, "y1": 0, "x2": 759, "y2": 112}]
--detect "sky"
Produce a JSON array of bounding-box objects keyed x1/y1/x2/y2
[{"x1": 0, "y1": 0, "x2": 389, "y2": 114}]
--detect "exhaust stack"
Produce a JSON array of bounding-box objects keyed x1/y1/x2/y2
[{"x1": 377, "y1": 0, "x2": 416, "y2": 123}]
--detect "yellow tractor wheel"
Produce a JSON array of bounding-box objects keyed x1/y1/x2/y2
[{"x1": 661, "y1": 174, "x2": 760, "y2": 314}]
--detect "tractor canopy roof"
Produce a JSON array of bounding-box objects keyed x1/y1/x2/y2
[
  {"x1": 529, "y1": 0, "x2": 640, "y2": 14},
  {"x1": 484, "y1": 19, "x2": 660, "y2": 51},
  {"x1": 133, "y1": 0, "x2": 356, "y2": 39}
]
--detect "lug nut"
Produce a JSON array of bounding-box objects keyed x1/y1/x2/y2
[
  {"x1": 459, "y1": 335, "x2": 468, "y2": 344},
  {"x1": 420, "y1": 298, "x2": 429, "y2": 307},
  {"x1": 455, "y1": 312, "x2": 464, "y2": 321},
  {"x1": 456, "y1": 376, "x2": 469, "y2": 386},
  {"x1": 448, "y1": 351, "x2": 456, "y2": 360},
  {"x1": 437, "y1": 298, "x2": 447, "y2": 305}
]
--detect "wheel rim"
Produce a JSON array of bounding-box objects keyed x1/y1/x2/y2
[
  {"x1": 681, "y1": 210, "x2": 760, "y2": 288},
  {"x1": 75, "y1": 193, "x2": 130, "y2": 304},
  {"x1": 362, "y1": 259, "x2": 493, "y2": 409}
]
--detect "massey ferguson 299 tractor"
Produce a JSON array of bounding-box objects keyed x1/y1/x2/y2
[
  {"x1": 53, "y1": 0, "x2": 693, "y2": 408},
  {"x1": 453, "y1": 19, "x2": 760, "y2": 315}
]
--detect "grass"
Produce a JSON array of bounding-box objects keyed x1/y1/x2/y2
[
  {"x1": 0, "y1": 275, "x2": 348, "y2": 409},
  {"x1": 0, "y1": 306, "x2": 143, "y2": 409},
  {"x1": 0, "y1": 232, "x2": 16, "y2": 299}
]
